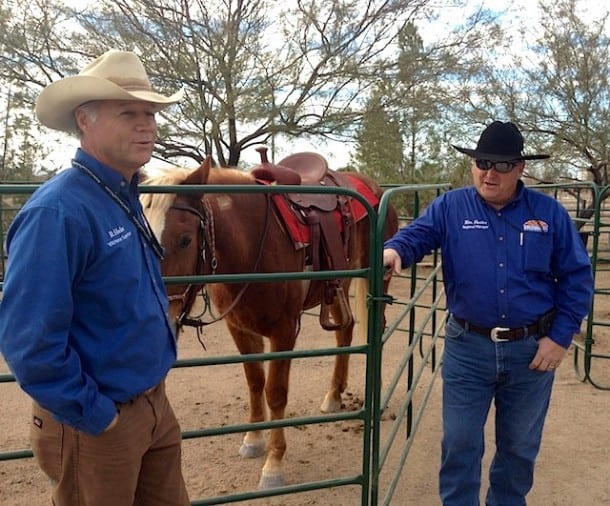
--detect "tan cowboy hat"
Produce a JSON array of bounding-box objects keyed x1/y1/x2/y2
[{"x1": 35, "y1": 49, "x2": 184, "y2": 133}]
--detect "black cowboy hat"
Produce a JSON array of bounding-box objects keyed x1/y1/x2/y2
[{"x1": 452, "y1": 121, "x2": 549, "y2": 161}]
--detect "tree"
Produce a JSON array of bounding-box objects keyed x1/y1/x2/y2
[
  {"x1": 351, "y1": 90, "x2": 405, "y2": 181},
  {"x1": 0, "y1": 85, "x2": 51, "y2": 181},
  {"x1": 464, "y1": 0, "x2": 610, "y2": 227},
  {"x1": 470, "y1": 0, "x2": 610, "y2": 184},
  {"x1": 1, "y1": 0, "x2": 431, "y2": 168},
  {"x1": 352, "y1": 13, "x2": 502, "y2": 186}
]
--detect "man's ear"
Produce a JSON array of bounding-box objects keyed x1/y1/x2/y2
[{"x1": 73, "y1": 107, "x2": 87, "y2": 133}]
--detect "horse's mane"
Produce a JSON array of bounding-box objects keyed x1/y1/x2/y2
[
  {"x1": 140, "y1": 168, "x2": 189, "y2": 240},
  {"x1": 140, "y1": 165, "x2": 254, "y2": 240}
]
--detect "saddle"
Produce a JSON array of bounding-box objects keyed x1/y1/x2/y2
[{"x1": 252, "y1": 147, "x2": 355, "y2": 330}]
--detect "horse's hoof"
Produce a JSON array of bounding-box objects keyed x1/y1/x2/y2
[
  {"x1": 239, "y1": 441, "x2": 266, "y2": 459},
  {"x1": 258, "y1": 472, "x2": 285, "y2": 489},
  {"x1": 320, "y1": 391, "x2": 342, "y2": 413}
]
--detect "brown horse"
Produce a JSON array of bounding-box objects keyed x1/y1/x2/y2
[{"x1": 140, "y1": 154, "x2": 398, "y2": 489}]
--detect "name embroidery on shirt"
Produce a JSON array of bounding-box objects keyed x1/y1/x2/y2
[
  {"x1": 462, "y1": 219, "x2": 489, "y2": 230},
  {"x1": 523, "y1": 219, "x2": 549, "y2": 232},
  {"x1": 106, "y1": 225, "x2": 133, "y2": 247}
]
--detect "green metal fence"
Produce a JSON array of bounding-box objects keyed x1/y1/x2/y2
[
  {"x1": 0, "y1": 181, "x2": 446, "y2": 505},
  {"x1": 575, "y1": 184, "x2": 610, "y2": 389},
  {"x1": 1, "y1": 178, "x2": 608, "y2": 505}
]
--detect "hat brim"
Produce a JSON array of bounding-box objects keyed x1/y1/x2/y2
[
  {"x1": 452, "y1": 144, "x2": 550, "y2": 161},
  {"x1": 36, "y1": 75, "x2": 184, "y2": 133}
]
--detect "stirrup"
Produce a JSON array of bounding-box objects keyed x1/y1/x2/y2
[{"x1": 319, "y1": 285, "x2": 353, "y2": 330}]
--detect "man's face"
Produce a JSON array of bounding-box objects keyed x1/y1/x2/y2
[
  {"x1": 76, "y1": 100, "x2": 158, "y2": 178},
  {"x1": 471, "y1": 159, "x2": 525, "y2": 209}
]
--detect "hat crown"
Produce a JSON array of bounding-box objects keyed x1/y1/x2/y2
[
  {"x1": 35, "y1": 49, "x2": 184, "y2": 133},
  {"x1": 476, "y1": 121, "x2": 524, "y2": 159},
  {"x1": 80, "y1": 50, "x2": 152, "y2": 92},
  {"x1": 451, "y1": 120, "x2": 549, "y2": 162}
]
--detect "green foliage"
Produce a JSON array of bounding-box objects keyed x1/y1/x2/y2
[
  {"x1": 0, "y1": 0, "x2": 609, "y2": 195},
  {"x1": 0, "y1": 85, "x2": 52, "y2": 182},
  {"x1": 351, "y1": 91, "x2": 404, "y2": 183}
]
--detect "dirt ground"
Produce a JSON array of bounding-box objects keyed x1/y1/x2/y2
[{"x1": 1, "y1": 273, "x2": 609, "y2": 505}]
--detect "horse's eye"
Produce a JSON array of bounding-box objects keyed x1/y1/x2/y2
[{"x1": 178, "y1": 235, "x2": 192, "y2": 249}]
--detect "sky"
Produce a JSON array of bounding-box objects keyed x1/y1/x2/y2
[
  {"x1": 42, "y1": 0, "x2": 610, "y2": 172},
  {"x1": 240, "y1": 0, "x2": 609, "y2": 170}
]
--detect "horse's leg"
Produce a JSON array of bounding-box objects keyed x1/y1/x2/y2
[
  {"x1": 258, "y1": 325, "x2": 298, "y2": 489},
  {"x1": 320, "y1": 281, "x2": 360, "y2": 413},
  {"x1": 227, "y1": 323, "x2": 267, "y2": 459}
]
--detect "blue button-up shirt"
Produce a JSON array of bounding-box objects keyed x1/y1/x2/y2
[
  {"x1": 384, "y1": 182, "x2": 593, "y2": 348},
  {"x1": 0, "y1": 149, "x2": 177, "y2": 435}
]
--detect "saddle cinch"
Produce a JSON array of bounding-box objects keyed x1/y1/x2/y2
[{"x1": 252, "y1": 147, "x2": 358, "y2": 331}]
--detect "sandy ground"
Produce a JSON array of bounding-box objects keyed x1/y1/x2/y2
[{"x1": 1, "y1": 273, "x2": 609, "y2": 505}]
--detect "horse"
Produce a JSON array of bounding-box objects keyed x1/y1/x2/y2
[{"x1": 140, "y1": 152, "x2": 398, "y2": 489}]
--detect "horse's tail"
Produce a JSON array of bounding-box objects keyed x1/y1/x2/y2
[{"x1": 352, "y1": 277, "x2": 369, "y2": 344}]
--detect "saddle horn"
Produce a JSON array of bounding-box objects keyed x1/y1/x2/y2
[{"x1": 256, "y1": 146, "x2": 270, "y2": 164}]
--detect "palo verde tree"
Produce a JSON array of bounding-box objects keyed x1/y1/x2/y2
[{"x1": 1, "y1": 0, "x2": 431, "y2": 168}]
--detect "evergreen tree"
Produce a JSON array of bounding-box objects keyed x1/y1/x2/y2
[{"x1": 351, "y1": 91, "x2": 404, "y2": 183}]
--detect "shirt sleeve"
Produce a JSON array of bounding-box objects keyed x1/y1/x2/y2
[
  {"x1": 0, "y1": 205, "x2": 117, "y2": 435},
  {"x1": 383, "y1": 196, "x2": 445, "y2": 267},
  {"x1": 548, "y1": 208, "x2": 594, "y2": 348}
]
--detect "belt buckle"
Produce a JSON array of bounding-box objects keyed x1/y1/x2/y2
[{"x1": 490, "y1": 327, "x2": 510, "y2": 342}]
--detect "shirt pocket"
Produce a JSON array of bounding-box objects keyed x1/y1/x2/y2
[{"x1": 522, "y1": 231, "x2": 553, "y2": 273}]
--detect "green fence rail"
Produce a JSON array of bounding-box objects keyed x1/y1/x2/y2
[
  {"x1": 0, "y1": 180, "x2": 445, "y2": 505},
  {"x1": 1, "y1": 177, "x2": 608, "y2": 505}
]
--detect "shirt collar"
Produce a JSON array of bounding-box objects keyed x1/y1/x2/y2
[
  {"x1": 473, "y1": 180, "x2": 526, "y2": 209},
  {"x1": 73, "y1": 148, "x2": 138, "y2": 197}
]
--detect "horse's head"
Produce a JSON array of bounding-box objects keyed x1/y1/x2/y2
[{"x1": 141, "y1": 157, "x2": 213, "y2": 334}]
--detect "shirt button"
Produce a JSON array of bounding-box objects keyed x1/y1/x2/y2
[
  {"x1": 501, "y1": 314, "x2": 506, "y2": 319},
  {"x1": 500, "y1": 289, "x2": 505, "y2": 294},
  {"x1": 499, "y1": 236, "x2": 504, "y2": 241},
  {"x1": 499, "y1": 262, "x2": 504, "y2": 268}
]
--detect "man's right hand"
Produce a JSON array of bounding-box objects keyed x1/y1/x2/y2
[{"x1": 383, "y1": 248, "x2": 402, "y2": 275}]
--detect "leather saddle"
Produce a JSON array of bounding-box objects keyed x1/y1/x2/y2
[{"x1": 252, "y1": 147, "x2": 355, "y2": 330}]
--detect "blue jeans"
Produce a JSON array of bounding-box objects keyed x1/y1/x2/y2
[{"x1": 440, "y1": 316, "x2": 555, "y2": 506}]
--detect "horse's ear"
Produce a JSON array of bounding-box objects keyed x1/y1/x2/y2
[{"x1": 184, "y1": 155, "x2": 212, "y2": 186}]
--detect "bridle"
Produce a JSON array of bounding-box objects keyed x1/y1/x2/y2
[
  {"x1": 167, "y1": 198, "x2": 216, "y2": 334},
  {"x1": 167, "y1": 193, "x2": 272, "y2": 337}
]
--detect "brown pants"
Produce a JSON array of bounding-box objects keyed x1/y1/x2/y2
[{"x1": 30, "y1": 382, "x2": 190, "y2": 506}]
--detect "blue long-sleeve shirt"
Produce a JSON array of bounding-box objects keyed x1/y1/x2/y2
[
  {"x1": 0, "y1": 149, "x2": 177, "y2": 435},
  {"x1": 384, "y1": 182, "x2": 593, "y2": 348}
]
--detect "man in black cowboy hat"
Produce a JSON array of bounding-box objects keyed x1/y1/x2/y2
[{"x1": 383, "y1": 121, "x2": 593, "y2": 505}]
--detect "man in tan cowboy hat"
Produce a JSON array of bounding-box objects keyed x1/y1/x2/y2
[
  {"x1": 383, "y1": 121, "x2": 593, "y2": 505},
  {"x1": 0, "y1": 50, "x2": 190, "y2": 505}
]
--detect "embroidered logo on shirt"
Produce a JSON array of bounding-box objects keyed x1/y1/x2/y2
[
  {"x1": 462, "y1": 219, "x2": 489, "y2": 230},
  {"x1": 106, "y1": 225, "x2": 133, "y2": 247},
  {"x1": 523, "y1": 219, "x2": 549, "y2": 232}
]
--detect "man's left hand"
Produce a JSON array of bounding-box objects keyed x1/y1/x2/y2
[{"x1": 529, "y1": 336, "x2": 568, "y2": 372}]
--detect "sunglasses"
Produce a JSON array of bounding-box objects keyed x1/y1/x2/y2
[{"x1": 475, "y1": 159, "x2": 522, "y2": 174}]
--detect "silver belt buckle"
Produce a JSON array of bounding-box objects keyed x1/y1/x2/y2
[{"x1": 490, "y1": 327, "x2": 510, "y2": 342}]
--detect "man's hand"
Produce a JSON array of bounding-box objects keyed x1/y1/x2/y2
[
  {"x1": 383, "y1": 248, "x2": 402, "y2": 275},
  {"x1": 529, "y1": 336, "x2": 568, "y2": 372},
  {"x1": 104, "y1": 412, "x2": 119, "y2": 432}
]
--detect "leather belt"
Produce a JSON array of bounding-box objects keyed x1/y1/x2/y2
[{"x1": 453, "y1": 316, "x2": 539, "y2": 342}]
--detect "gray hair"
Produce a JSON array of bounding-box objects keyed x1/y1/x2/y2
[{"x1": 74, "y1": 101, "x2": 100, "y2": 137}]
